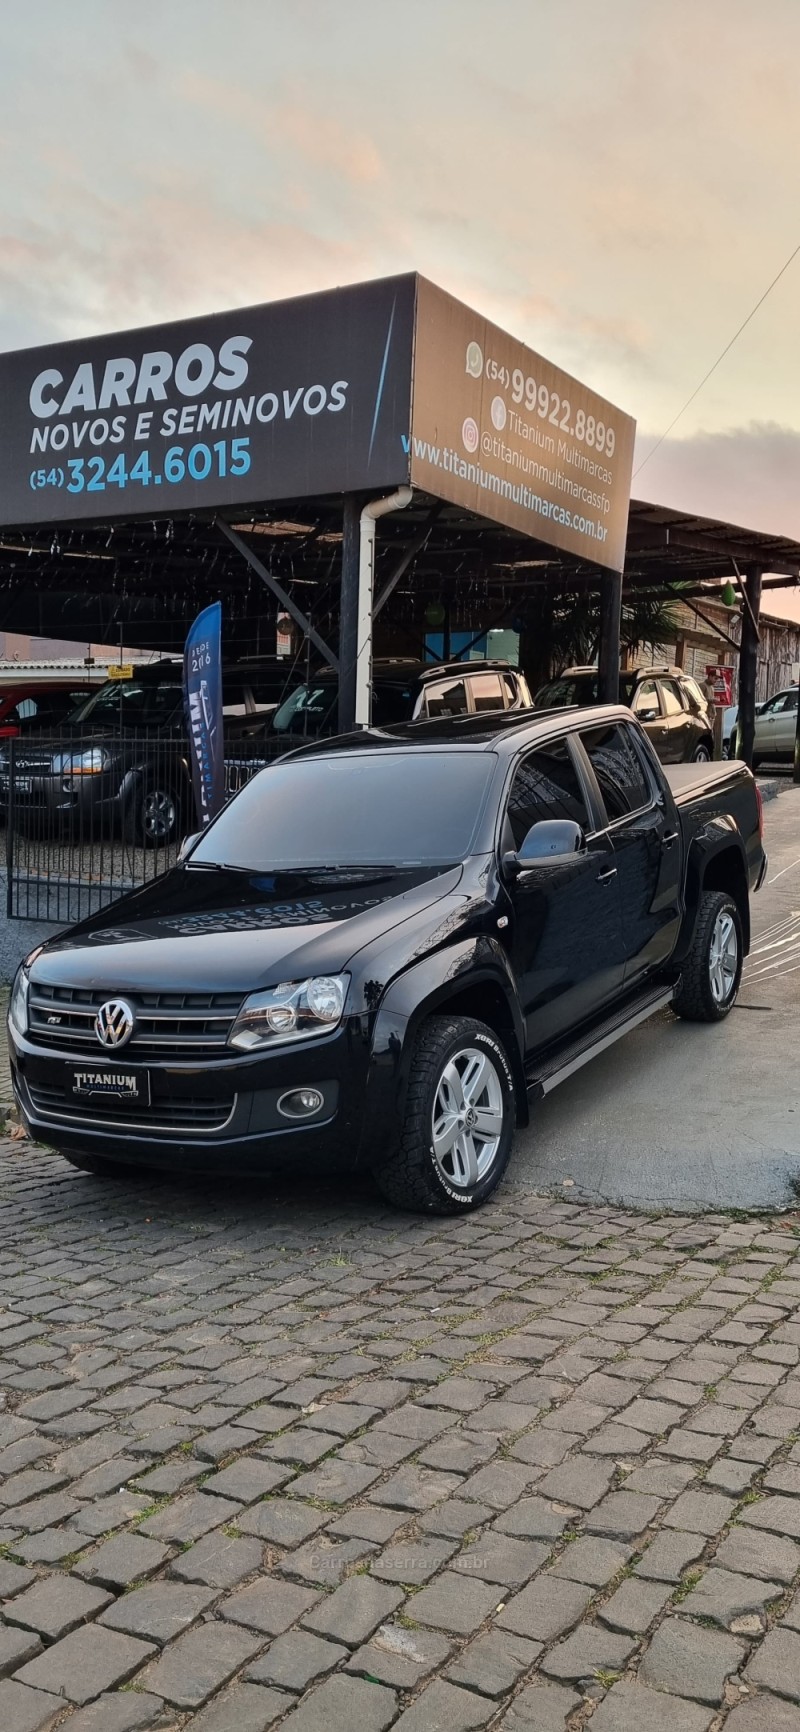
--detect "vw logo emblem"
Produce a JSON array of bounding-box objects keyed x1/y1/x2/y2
[{"x1": 95, "y1": 999, "x2": 135, "y2": 1049}]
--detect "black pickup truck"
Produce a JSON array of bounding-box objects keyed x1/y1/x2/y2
[{"x1": 8, "y1": 706, "x2": 765, "y2": 1213}]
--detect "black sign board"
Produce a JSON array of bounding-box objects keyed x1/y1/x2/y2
[{"x1": 0, "y1": 276, "x2": 416, "y2": 526}]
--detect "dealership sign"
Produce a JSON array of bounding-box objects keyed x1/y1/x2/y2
[{"x1": 0, "y1": 274, "x2": 635, "y2": 571}]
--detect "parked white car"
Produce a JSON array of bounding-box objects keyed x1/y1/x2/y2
[{"x1": 752, "y1": 686, "x2": 799, "y2": 767}]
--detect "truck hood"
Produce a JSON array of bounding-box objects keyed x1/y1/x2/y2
[{"x1": 31, "y1": 862, "x2": 465, "y2": 997}]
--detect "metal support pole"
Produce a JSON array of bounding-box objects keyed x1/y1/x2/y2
[
  {"x1": 793, "y1": 670, "x2": 800, "y2": 785},
  {"x1": 338, "y1": 495, "x2": 361, "y2": 735},
  {"x1": 735, "y1": 565, "x2": 762, "y2": 766},
  {"x1": 597, "y1": 568, "x2": 622, "y2": 703}
]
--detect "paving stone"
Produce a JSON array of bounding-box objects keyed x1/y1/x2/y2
[
  {"x1": 741, "y1": 1496, "x2": 800, "y2": 1539},
  {"x1": 0, "y1": 1558, "x2": 35, "y2": 1598},
  {"x1": 422, "y1": 1498, "x2": 495, "y2": 1539},
  {"x1": 346, "y1": 1622, "x2": 453, "y2": 1689},
  {"x1": 289, "y1": 1459, "x2": 380, "y2": 1505},
  {"x1": 185, "y1": 1681, "x2": 293, "y2": 1731},
  {"x1": 452, "y1": 1531, "x2": 549, "y2": 1586},
  {"x1": 725, "y1": 1697, "x2": 800, "y2": 1730},
  {"x1": 57, "y1": 1694, "x2": 164, "y2": 1732},
  {"x1": 238, "y1": 1498, "x2": 328, "y2": 1546},
  {"x1": 138, "y1": 1489, "x2": 242, "y2": 1543},
  {"x1": 458, "y1": 1462, "x2": 538, "y2": 1510},
  {"x1": 706, "y1": 1458, "x2": 760, "y2": 1495},
  {"x1": 69, "y1": 1490, "x2": 153, "y2": 1537},
  {"x1": 0, "y1": 1680, "x2": 65, "y2": 1732},
  {"x1": 369, "y1": 1465, "x2": 463, "y2": 1512},
  {"x1": 302, "y1": 1576, "x2": 405, "y2": 1646},
  {"x1": 550, "y1": 1535, "x2": 630, "y2": 1586},
  {"x1": 201, "y1": 1458, "x2": 291, "y2": 1502},
  {"x1": 221, "y1": 1575, "x2": 321, "y2": 1635},
  {"x1": 623, "y1": 1459, "x2": 698, "y2": 1496},
  {"x1": 716, "y1": 1528, "x2": 800, "y2": 1584},
  {"x1": 497, "y1": 1575, "x2": 593, "y2": 1641},
  {"x1": 639, "y1": 1617, "x2": 745, "y2": 1705},
  {"x1": 536, "y1": 1457, "x2": 614, "y2": 1509},
  {"x1": 585, "y1": 1489, "x2": 662, "y2": 1539},
  {"x1": 15, "y1": 1624, "x2": 156, "y2": 1704},
  {"x1": 588, "y1": 1679, "x2": 715, "y2": 1731},
  {"x1": 247, "y1": 1628, "x2": 348, "y2": 1690},
  {"x1": 73, "y1": 1531, "x2": 171, "y2": 1588},
  {"x1": 496, "y1": 1679, "x2": 581, "y2": 1729},
  {"x1": 402, "y1": 1570, "x2": 500, "y2": 1635},
  {"x1": 169, "y1": 1529, "x2": 264, "y2": 1588},
  {"x1": 540, "y1": 1620, "x2": 636, "y2": 1682},
  {"x1": 389, "y1": 1677, "x2": 495, "y2": 1730},
  {"x1": 278, "y1": 1673, "x2": 397, "y2": 1732},
  {"x1": 0, "y1": 1624, "x2": 43, "y2": 1675},
  {"x1": 681, "y1": 1566, "x2": 783, "y2": 1630},
  {"x1": 747, "y1": 1629, "x2": 800, "y2": 1702},
  {"x1": 598, "y1": 1574, "x2": 673, "y2": 1633},
  {"x1": 100, "y1": 1580, "x2": 217, "y2": 1643},
  {"x1": 494, "y1": 1496, "x2": 573, "y2": 1542},
  {"x1": 5, "y1": 1573, "x2": 113, "y2": 1640},
  {"x1": 447, "y1": 1628, "x2": 541, "y2": 1697},
  {"x1": 265, "y1": 1428, "x2": 342, "y2": 1467},
  {"x1": 663, "y1": 1488, "x2": 737, "y2": 1535},
  {"x1": 328, "y1": 1505, "x2": 409, "y2": 1544},
  {"x1": 139, "y1": 1620, "x2": 263, "y2": 1708},
  {"x1": 371, "y1": 1535, "x2": 457, "y2": 1584}
]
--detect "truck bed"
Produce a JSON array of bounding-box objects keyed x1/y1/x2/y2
[{"x1": 663, "y1": 760, "x2": 751, "y2": 805}]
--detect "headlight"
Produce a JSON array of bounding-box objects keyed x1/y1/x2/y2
[
  {"x1": 228, "y1": 975, "x2": 349, "y2": 1051},
  {"x1": 52, "y1": 747, "x2": 111, "y2": 776},
  {"x1": 8, "y1": 965, "x2": 29, "y2": 1039}
]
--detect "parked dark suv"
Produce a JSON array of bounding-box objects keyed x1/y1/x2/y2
[
  {"x1": 535, "y1": 665, "x2": 715, "y2": 763},
  {"x1": 268, "y1": 658, "x2": 532, "y2": 743},
  {"x1": 0, "y1": 658, "x2": 301, "y2": 845}
]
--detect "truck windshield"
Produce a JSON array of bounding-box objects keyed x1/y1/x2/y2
[{"x1": 191, "y1": 750, "x2": 495, "y2": 870}]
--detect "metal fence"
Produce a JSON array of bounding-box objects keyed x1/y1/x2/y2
[{"x1": 3, "y1": 730, "x2": 278, "y2": 924}]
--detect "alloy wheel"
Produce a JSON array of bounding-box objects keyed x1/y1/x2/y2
[
  {"x1": 431, "y1": 1045, "x2": 505, "y2": 1191},
  {"x1": 143, "y1": 790, "x2": 177, "y2": 841},
  {"x1": 709, "y1": 909, "x2": 738, "y2": 1004}
]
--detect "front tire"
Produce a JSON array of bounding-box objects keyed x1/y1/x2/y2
[
  {"x1": 124, "y1": 785, "x2": 182, "y2": 848},
  {"x1": 692, "y1": 739, "x2": 713, "y2": 763},
  {"x1": 673, "y1": 890, "x2": 743, "y2": 1023},
  {"x1": 373, "y1": 1015, "x2": 516, "y2": 1214}
]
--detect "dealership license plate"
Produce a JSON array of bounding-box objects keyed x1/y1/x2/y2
[{"x1": 71, "y1": 1068, "x2": 150, "y2": 1105}]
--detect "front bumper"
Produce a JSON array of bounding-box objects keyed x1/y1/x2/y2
[{"x1": 9, "y1": 1018, "x2": 372, "y2": 1176}]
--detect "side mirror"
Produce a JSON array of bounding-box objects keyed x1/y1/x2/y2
[
  {"x1": 503, "y1": 819, "x2": 586, "y2": 877},
  {"x1": 637, "y1": 706, "x2": 659, "y2": 723},
  {"x1": 177, "y1": 832, "x2": 201, "y2": 863}
]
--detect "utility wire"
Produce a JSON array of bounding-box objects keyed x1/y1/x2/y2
[{"x1": 633, "y1": 239, "x2": 800, "y2": 477}]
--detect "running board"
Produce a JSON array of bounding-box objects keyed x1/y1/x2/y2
[{"x1": 526, "y1": 983, "x2": 676, "y2": 1101}]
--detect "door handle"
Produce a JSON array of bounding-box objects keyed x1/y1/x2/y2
[
  {"x1": 662, "y1": 831, "x2": 679, "y2": 847},
  {"x1": 660, "y1": 727, "x2": 669, "y2": 736},
  {"x1": 596, "y1": 866, "x2": 618, "y2": 883}
]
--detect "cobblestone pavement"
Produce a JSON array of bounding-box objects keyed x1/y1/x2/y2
[{"x1": 4, "y1": 1157, "x2": 800, "y2": 1725}]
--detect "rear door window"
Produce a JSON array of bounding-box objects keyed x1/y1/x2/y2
[
  {"x1": 504, "y1": 737, "x2": 590, "y2": 849},
  {"x1": 580, "y1": 723, "x2": 651, "y2": 821},
  {"x1": 469, "y1": 673, "x2": 505, "y2": 713},
  {"x1": 659, "y1": 680, "x2": 686, "y2": 717},
  {"x1": 632, "y1": 679, "x2": 660, "y2": 716},
  {"x1": 423, "y1": 677, "x2": 468, "y2": 718}
]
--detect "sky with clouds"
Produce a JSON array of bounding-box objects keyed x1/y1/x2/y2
[{"x1": 3, "y1": 0, "x2": 800, "y2": 617}]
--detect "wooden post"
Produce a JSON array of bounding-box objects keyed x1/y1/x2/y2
[
  {"x1": 597, "y1": 568, "x2": 622, "y2": 703},
  {"x1": 735, "y1": 565, "x2": 762, "y2": 766}
]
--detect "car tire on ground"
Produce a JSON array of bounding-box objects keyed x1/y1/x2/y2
[
  {"x1": 692, "y1": 739, "x2": 713, "y2": 763},
  {"x1": 124, "y1": 784, "x2": 182, "y2": 848},
  {"x1": 373, "y1": 1014, "x2": 516, "y2": 1214},
  {"x1": 673, "y1": 889, "x2": 743, "y2": 1023}
]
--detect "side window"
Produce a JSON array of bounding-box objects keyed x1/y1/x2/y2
[
  {"x1": 787, "y1": 690, "x2": 799, "y2": 711},
  {"x1": 502, "y1": 674, "x2": 517, "y2": 708},
  {"x1": 659, "y1": 680, "x2": 685, "y2": 717},
  {"x1": 632, "y1": 679, "x2": 660, "y2": 716},
  {"x1": 15, "y1": 698, "x2": 37, "y2": 721},
  {"x1": 581, "y1": 723, "x2": 651, "y2": 821},
  {"x1": 373, "y1": 685, "x2": 413, "y2": 725},
  {"x1": 505, "y1": 738, "x2": 589, "y2": 849},
  {"x1": 469, "y1": 673, "x2": 504, "y2": 713},
  {"x1": 424, "y1": 677, "x2": 468, "y2": 718}
]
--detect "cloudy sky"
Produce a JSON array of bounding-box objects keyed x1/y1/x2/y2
[{"x1": 3, "y1": 0, "x2": 800, "y2": 617}]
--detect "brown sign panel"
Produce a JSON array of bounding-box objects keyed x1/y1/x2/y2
[{"x1": 410, "y1": 278, "x2": 636, "y2": 571}]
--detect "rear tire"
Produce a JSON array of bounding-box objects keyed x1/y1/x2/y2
[
  {"x1": 692, "y1": 739, "x2": 713, "y2": 763},
  {"x1": 373, "y1": 1015, "x2": 516, "y2": 1214},
  {"x1": 673, "y1": 890, "x2": 743, "y2": 1023}
]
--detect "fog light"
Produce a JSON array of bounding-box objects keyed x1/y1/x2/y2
[{"x1": 277, "y1": 1088, "x2": 324, "y2": 1120}]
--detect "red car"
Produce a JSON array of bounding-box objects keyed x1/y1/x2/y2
[{"x1": 0, "y1": 682, "x2": 96, "y2": 739}]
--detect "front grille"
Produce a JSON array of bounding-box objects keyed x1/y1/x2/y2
[
  {"x1": 29, "y1": 983, "x2": 243, "y2": 1055},
  {"x1": 27, "y1": 1080, "x2": 236, "y2": 1134}
]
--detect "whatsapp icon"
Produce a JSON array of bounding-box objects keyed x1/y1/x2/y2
[{"x1": 465, "y1": 341, "x2": 483, "y2": 379}]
